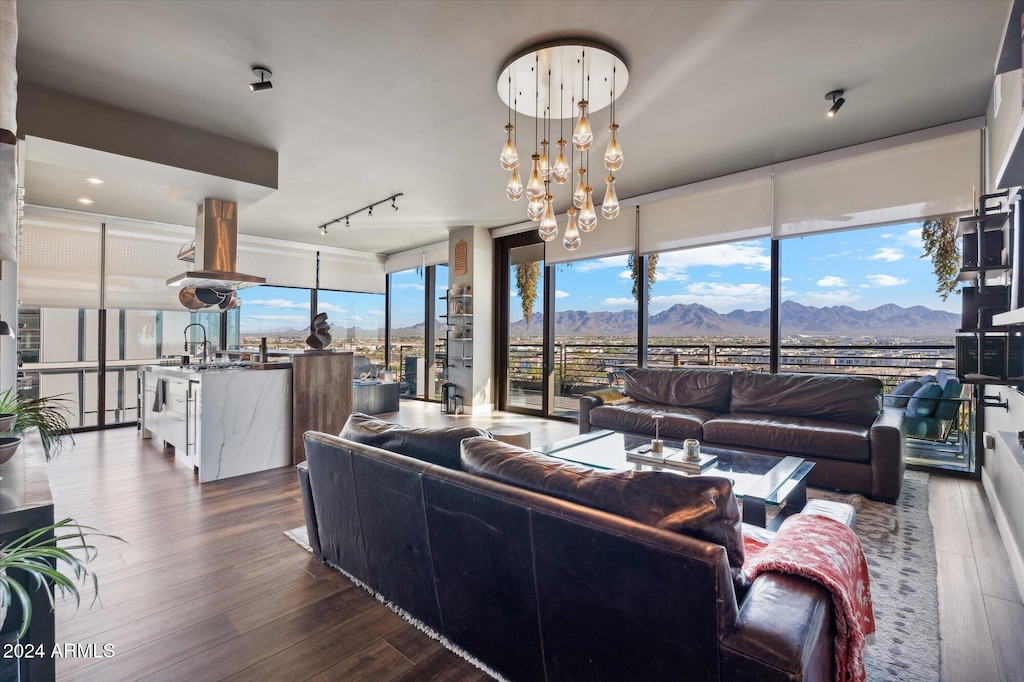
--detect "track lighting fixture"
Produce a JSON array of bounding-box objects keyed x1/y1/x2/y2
[
  {"x1": 826, "y1": 90, "x2": 845, "y2": 118},
  {"x1": 315, "y1": 193, "x2": 403, "y2": 234},
  {"x1": 250, "y1": 66, "x2": 273, "y2": 92}
]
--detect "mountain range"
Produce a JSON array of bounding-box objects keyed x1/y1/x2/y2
[
  {"x1": 508, "y1": 301, "x2": 960, "y2": 338},
  {"x1": 246, "y1": 301, "x2": 960, "y2": 339}
]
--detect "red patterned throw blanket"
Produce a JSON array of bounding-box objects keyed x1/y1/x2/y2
[{"x1": 743, "y1": 514, "x2": 875, "y2": 682}]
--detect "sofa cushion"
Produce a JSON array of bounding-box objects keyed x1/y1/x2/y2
[
  {"x1": 583, "y1": 387, "x2": 632, "y2": 405},
  {"x1": 589, "y1": 402, "x2": 718, "y2": 441},
  {"x1": 340, "y1": 413, "x2": 491, "y2": 470},
  {"x1": 905, "y1": 382, "x2": 942, "y2": 418},
  {"x1": 934, "y1": 374, "x2": 963, "y2": 421},
  {"x1": 460, "y1": 436, "x2": 746, "y2": 579},
  {"x1": 703, "y1": 413, "x2": 872, "y2": 462},
  {"x1": 883, "y1": 379, "x2": 923, "y2": 408},
  {"x1": 623, "y1": 368, "x2": 734, "y2": 413},
  {"x1": 729, "y1": 372, "x2": 882, "y2": 427}
]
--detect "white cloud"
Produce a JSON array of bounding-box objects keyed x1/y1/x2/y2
[
  {"x1": 317, "y1": 303, "x2": 349, "y2": 314},
  {"x1": 395, "y1": 282, "x2": 425, "y2": 291},
  {"x1": 798, "y1": 290, "x2": 862, "y2": 306},
  {"x1": 244, "y1": 298, "x2": 310, "y2": 310},
  {"x1": 617, "y1": 281, "x2": 771, "y2": 313},
  {"x1": 555, "y1": 290, "x2": 570, "y2": 299},
  {"x1": 653, "y1": 243, "x2": 771, "y2": 283},
  {"x1": 868, "y1": 247, "x2": 905, "y2": 262},
  {"x1": 865, "y1": 274, "x2": 908, "y2": 287},
  {"x1": 817, "y1": 276, "x2": 847, "y2": 287},
  {"x1": 573, "y1": 256, "x2": 628, "y2": 272}
]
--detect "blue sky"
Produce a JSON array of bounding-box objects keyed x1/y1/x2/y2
[
  {"x1": 531, "y1": 221, "x2": 953, "y2": 322},
  {"x1": 234, "y1": 221, "x2": 951, "y2": 331}
]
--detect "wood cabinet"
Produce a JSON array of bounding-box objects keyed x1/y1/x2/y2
[{"x1": 291, "y1": 351, "x2": 353, "y2": 464}]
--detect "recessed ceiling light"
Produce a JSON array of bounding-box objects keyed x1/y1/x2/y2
[
  {"x1": 86, "y1": 177, "x2": 105, "y2": 185},
  {"x1": 78, "y1": 198, "x2": 94, "y2": 205}
]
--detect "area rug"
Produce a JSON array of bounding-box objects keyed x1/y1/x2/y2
[
  {"x1": 807, "y1": 470, "x2": 939, "y2": 682},
  {"x1": 285, "y1": 470, "x2": 938, "y2": 682}
]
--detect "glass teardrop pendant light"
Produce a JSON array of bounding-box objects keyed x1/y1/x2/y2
[
  {"x1": 552, "y1": 138, "x2": 570, "y2": 184},
  {"x1": 500, "y1": 124, "x2": 519, "y2": 170},
  {"x1": 579, "y1": 187, "x2": 597, "y2": 232},
  {"x1": 527, "y1": 196, "x2": 545, "y2": 221},
  {"x1": 602, "y1": 175, "x2": 620, "y2": 219},
  {"x1": 563, "y1": 207, "x2": 581, "y2": 251},
  {"x1": 538, "y1": 194, "x2": 558, "y2": 241},
  {"x1": 539, "y1": 140, "x2": 550, "y2": 181},
  {"x1": 506, "y1": 168, "x2": 524, "y2": 201},
  {"x1": 573, "y1": 168, "x2": 587, "y2": 208},
  {"x1": 526, "y1": 154, "x2": 545, "y2": 200},
  {"x1": 604, "y1": 124, "x2": 623, "y2": 171},
  {"x1": 572, "y1": 100, "x2": 592, "y2": 150}
]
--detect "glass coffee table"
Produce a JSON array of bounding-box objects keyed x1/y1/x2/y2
[{"x1": 535, "y1": 430, "x2": 815, "y2": 528}]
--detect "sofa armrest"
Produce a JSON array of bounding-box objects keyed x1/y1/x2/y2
[
  {"x1": 869, "y1": 407, "x2": 906, "y2": 503},
  {"x1": 721, "y1": 572, "x2": 835, "y2": 682},
  {"x1": 296, "y1": 462, "x2": 323, "y2": 561},
  {"x1": 579, "y1": 395, "x2": 602, "y2": 434}
]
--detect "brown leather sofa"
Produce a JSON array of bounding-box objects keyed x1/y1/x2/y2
[
  {"x1": 580, "y1": 368, "x2": 906, "y2": 503},
  {"x1": 297, "y1": 414, "x2": 855, "y2": 682}
]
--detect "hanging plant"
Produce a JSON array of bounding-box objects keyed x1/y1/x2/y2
[
  {"x1": 920, "y1": 216, "x2": 960, "y2": 301},
  {"x1": 627, "y1": 252, "x2": 659, "y2": 303},
  {"x1": 515, "y1": 261, "x2": 540, "y2": 328}
]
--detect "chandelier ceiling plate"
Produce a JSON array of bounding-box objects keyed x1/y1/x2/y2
[{"x1": 497, "y1": 40, "x2": 629, "y2": 119}]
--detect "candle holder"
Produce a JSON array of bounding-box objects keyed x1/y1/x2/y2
[
  {"x1": 651, "y1": 414, "x2": 664, "y2": 456},
  {"x1": 683, "y1": 438, "x2": 701, "y2": 461}
]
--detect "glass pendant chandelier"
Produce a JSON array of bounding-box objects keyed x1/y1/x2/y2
[
  {"x1": 501, "y1": 124, "x2": 519, "y2": 170},
  {"x1": 563, "y1": 207, "x2": 581, "y2": 250},
  {"x1": 497, "y1": 41, "x2": 629, "y2": 250},
  {"x1": 573, "y1": 168, "x2": 587, "y2": 208},
  {"x1": 552, "y1": 139, "x2": 570, "y2": 184},
  {"x1": 506, "y1": 168, "x2": 524, "y2": 201},
  {"x1": 602, "y1": 175, "x2": 619, "y2": 219},
  {"x1": 604, "y1": 124, "x2": 622, "y2": 171},
  {"x1": 579, "y1": 187, "x2": 597, "y2": 232},
  {"x1": 539, "y1": 194, "x2": 558, "y2": 241},
  {"x1": 572, "y1": 100, "x2": 593, "y2": 150}
]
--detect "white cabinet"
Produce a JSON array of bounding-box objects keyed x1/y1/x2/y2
[{"x1": 139, "y1": 366, "x2": 291, "y2": 482}]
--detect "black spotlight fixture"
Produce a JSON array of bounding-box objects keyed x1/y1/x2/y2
[
  {"x1": 250, "y1": 66, "x2": 273, "y2": 92},
  {"x1": 826, "y1": 89, "x2": 845, "y2": 118}
]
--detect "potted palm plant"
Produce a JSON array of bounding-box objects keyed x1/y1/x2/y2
[
  {"x1": 0, "y1": 389, "x2": 74, "y2": 464},
  {"x1": 0, "y1": 518, "x2": 119, "y2": 640}
]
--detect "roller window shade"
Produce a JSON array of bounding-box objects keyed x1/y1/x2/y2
[
  {"x1": 544, "y1": 207, "x2": 636, "y2": 265},
  {"x1": 639, "y1": 173, "x2": 772, "y2": 254},
  {"x1": 773, "y1": 129, "x2": 981, "y2": 238},
  {"x1": 385, "y1": 241, "x2": 449, "y2": 274},
  {"x1": 318, "y1": 250, "x2": 386, "y2": 294},
  {"x1": 19, "y1": 209, "x2": 102, "y2": 308},
  {"x1": 236, "y1": 237, "x2": 316, "y2": 289},
  {"x1": 104, "y1": 221, "x2": 193, "y2": 310}
]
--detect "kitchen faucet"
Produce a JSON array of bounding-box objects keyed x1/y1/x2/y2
[{"x1": 183, "y1": 323, "x2": 211, "y2": 364}]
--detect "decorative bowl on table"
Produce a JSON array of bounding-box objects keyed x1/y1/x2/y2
[
  {"x1": 0, "y1": 413, "x2": 15, "y2": 433},
  {"x1": 0, "y1": 436, "x2": 21, "y2": 465}
]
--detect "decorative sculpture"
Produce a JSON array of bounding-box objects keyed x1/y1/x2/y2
[{"x1": 306, "y1": 312, "x2": 332, "y2": 349}]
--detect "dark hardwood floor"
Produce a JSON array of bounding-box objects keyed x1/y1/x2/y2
[
  {"x1": 37, "y1": 401, "x2": 1024, "y2": 681},
  {"x1": 43, "y1": 421, "x2": 489, "y2": 681}
]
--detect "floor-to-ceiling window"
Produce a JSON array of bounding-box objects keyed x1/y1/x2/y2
[
  {"x1": 645, "y1": 238, "x2": 772, "y2": 370},
  {"x1": 234, "y1": 285, "x2": 311, "y2": 352},
  {"x1": 388, "y1": 268, "x2": 427, "y2": 398},
  {"x1": 316, "y1": 289, "x2": 386, "y2": 368}
]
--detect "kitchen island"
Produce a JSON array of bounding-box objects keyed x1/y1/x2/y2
[{"x1": 139, "y1": 364, "x2": 292, "y2": 482}]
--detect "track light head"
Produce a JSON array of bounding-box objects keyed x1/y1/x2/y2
[
  {"x1": 345, "y1": 217, "x2": 350, "y2": 227},
  {"x1": 825, "y1": 90, "x2": 844, "y2": 118},
  {"x1": 368, "y1": 206, "x2": 373, "y2": 217},
  {"x1": 319, "y1": 225, "x2": 327, "y2": 236},
  {"x1": 391, "y1": 197, "x2": 398, "y2": 211},
  {"x1": 250, "y1": 66, "x2": 273, "y2": 92}
]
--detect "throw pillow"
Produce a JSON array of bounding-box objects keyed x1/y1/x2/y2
[
  {"x1": 905, "y1": 382, "x2": 943, "y2": 418},
  {"x1": 460, "y1": 436, "x2": 746, "y2": 585},
  {"x1": 584, "y1": 387, "x2": 628, "y2": 405},
  {"x1": 340, "y1": 412, "x2": 491, "y2": 470},
  {"x1": 883, "y1": 379, "x2": 923, "y2": 409}
]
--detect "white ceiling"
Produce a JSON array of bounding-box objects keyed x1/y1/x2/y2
[{"x1": 15, "y1": 0, "x2": 1010, "y2": 255}]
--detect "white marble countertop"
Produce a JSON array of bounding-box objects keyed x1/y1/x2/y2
[{"x1": 140, "y1": 364, "x2": 288, "y2": 378}]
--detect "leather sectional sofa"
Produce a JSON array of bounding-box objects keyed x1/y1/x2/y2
[
  {"x1": 580, "y1": 368, "x2": 906, "y2": 503},
  {"x1": 297, "y1": 413, "x2": 855, "y2": 682}
]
